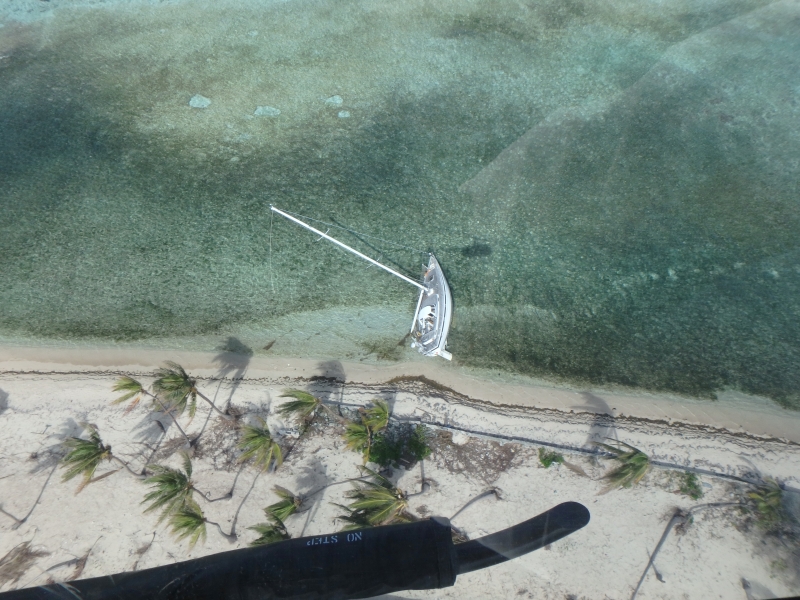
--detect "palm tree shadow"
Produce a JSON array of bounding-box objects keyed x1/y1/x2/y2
[
  {"x1": 308, "y1": 360, "x2": 346, "y2": 414},
  {"x1": 187, "y1": 337, "x2": 253, "y2": 447},
  {"x1": 296, "y1": 456, "x2": 329, "y2": 493},
  {"x1": 213, "y1": 337, "x2": 253, "y2": 414},
  {"x1": 376, "y1": 388, "x2": 398, "y2": 418},
  {"x1": 131, "y1": 410, "x2": 171, "y2": 443},
  {"x1": 130, "y1": 411, "x2": 173, "y2": 463},
  {"x1": 23, "y1": 417, "x2": 83, "y2": 475},
  {"x1": 295, "y1": 457, "x2": 329, "y2": 537},
  {"x1": 573, "y1": 392, "x2": 618, "y2": 448},
  {"x1": 0, "y1": 419, "x2": 79, "y2": 528},
  {"x1": 133, "y1": 412, "x2": 171, "y2": 466}
]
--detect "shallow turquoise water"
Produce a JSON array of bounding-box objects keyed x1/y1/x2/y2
[{"x1": 0, "y1": 0, "x2": 798, "y2": 407}]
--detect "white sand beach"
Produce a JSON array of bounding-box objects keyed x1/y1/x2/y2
[{"x1": 1, "y1": 347, "x2": 798, "y2": 599}]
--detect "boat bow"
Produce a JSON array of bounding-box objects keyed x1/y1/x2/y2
[{"x1": 410, "y1": 255, "x2": 453, "y2": 360}]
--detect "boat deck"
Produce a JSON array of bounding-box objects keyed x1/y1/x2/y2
[{"x1": 410, "y1": 255, "x2": 453, "y2": 360}]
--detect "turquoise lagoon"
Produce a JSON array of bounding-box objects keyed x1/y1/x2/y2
[{"x1": 0, "y1": 0, "x2": 798, "y2": 407}]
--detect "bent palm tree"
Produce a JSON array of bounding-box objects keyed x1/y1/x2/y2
[
  {"x1": 170, "y1": 499, "x2": 207, "y2": 549},
  {"x1": 60, "y1": 424, "x2": 143, "y2": 492},
  {"x1": 363, "y1": 400, "x2": 389, "y2": 432},
  {"x1": 278, "y1": 389, "x2": 342, "y2": 429},
  {"x1": 343, "y1": 401, "x2": 391, "y2": 464},
  {"x1": 333, "y1": 503, "x2": 373, "y2": 531},
  {"x1": 142, "y1": 452, "x2": 197, "y2": 522},
  {"x1": 747, "y1": 479, "x2": 784, "y2": 529},
  {"x1": 153, "y1": 362, "x2": 230, "y2": 420},
  {"x1": 170, "y1": 499, "x2": 236, "y2": 549},
  {"x1": 594, "y1": 439, "x2": 650, "y2": 492},
  {"x1": 343, "y1": 421, "x2": 371, "y2": 463},
  {"x1": 112, "y1": 376, "x2": 191, "y2": 444},
  {"x1": 238, "y1": 419, "x2": 282, "y2": 472},
  {"x1": 266, "y1": 486, "x2": 302, "y2": 522},
  {"x1": 249, "y1": 514, "x2": 290, "y2": 546},
  {"x1": 338, "y1": 466, "x2": 412, "y2": 528}
]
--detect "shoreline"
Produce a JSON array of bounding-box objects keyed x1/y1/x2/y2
[
  {"x1": 2, "y1": 343, "x2": 799, "y2": 445},
  {"x1": 2, "y1": 346, "x2": 799, "y2": 598}
]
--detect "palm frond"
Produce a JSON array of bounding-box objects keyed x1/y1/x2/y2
[
  {"x1": 747, "y1": 479, "x2": 784, "y2": 528},
  {"x1": 343, "y1": 422, "x2": 370, "y2": 462},
  {"x1": 266, "y1": 486, "x2": 302, "y2": 522},
  {"x1": 248, "y1": 515, "x2": 290, "y2": 546},
  {"x1": 594, "y1": 440, "x2": 650, "y2": 490},
  {"x1": 237, "y1": 418, "x2": 282, "y2": 472},
  {"x1": 594, "y1": 440, "x2": 641, "y2": 457},
  {"x1": 152, "y1": 362, "x2": 195, "y2": 418},
  {"x1": 60, "y1": 425, "x2": 112, "y2": 491},
  {"x1": 357, "y1": 465, "x2": 394, "y2": 490},
  {"x1": 111, "y1": 376, "x2": 146, "y2": 413},
  {"x1": 277, "y1": 390, "x2": 321, "y2": 422},
  {"x1": 332, "y1": 503, "x2": 372, "y2": 531},
  {"x1": 169, "y1": 499, "x2": 207, "y2": 549},
  {"x1": 342, "y1": 467, "x2": 409, "y2": 526},
  {"x1": 142, "y1": 452, "x2": 195, "y2": 522},
  {"x1": 347, "y1": 487, "x2": 408, "y2": 525},
  {"x1": 179, "y1": 451, "x2": 192, "y2": 479},
  {"x1": 363, "y1": 400, "x2": 390, "y2": 432}
]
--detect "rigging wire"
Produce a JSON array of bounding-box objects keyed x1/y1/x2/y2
[
  {"x1": 269, "y1": 209, "x2": 275, "y2": 294},
  {"x1": 277, "y1": 207, "x2": 429, "y2": 256}
]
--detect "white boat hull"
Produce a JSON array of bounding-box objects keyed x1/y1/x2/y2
[{"x1": 410, "y1": 255, "x2": 453, "y2": 360}]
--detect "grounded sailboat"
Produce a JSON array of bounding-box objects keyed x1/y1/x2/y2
[{"x1": 270, "y1": 206, "x2": 453, "y2": 360}]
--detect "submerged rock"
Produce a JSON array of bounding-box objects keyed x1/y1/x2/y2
[
  {"x1": 189, "y1": 94, "x2": 211, "y2": 108},
  {"x1": 254, "y1": 105, "x2": 281, "y2": 117},
  {"x1": 325, "y1": 95, "x2": 343, "y2": 106},
  {"x1": 338, "y1": 110, "x2": 351, "y2": 118}
]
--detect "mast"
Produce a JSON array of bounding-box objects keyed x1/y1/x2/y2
[{"x1": 270, "y1": 206, "x2": 428, "y2": 292}]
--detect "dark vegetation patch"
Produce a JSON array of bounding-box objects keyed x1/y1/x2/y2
[
  {"x1": 460, "y1": 240, "x2": 492, "y2": 258},
  {"x1": 371, "y1": 424, "x2": 432, "y2": 469},
  {"x1": 0, "y1": 542, "x2": 49, "y2": 588},
  {"x1": 191, "y1": 417, "x2": 240, "y2": 471},
  {"x1": 360, "y1": 338, "x2": 404, "y2": 362},
  {"x1": 538, "y1": 447, "x2": 564, "y2": 468},
  {"x1": 430, "y1": 431, "x2": 525, "y2": 484},
  {"x1": 153, "y1": 437, "x2": 187, "y2": 463},
  {"x1": 678, "y1": 472, "x2": 703, "y2": 500},
  {"x1": 384, "y1": 375, "x2": 461, "y2": 397}
]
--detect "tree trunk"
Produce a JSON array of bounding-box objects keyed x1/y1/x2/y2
[
  {"x1": 112, "y1": 455, "x2": 147, "y2": 479},
  {"x1": 196, "y1": 389, "x2": 234, "y2": 419},
  {"x1": 144, "y1": 390, "x2": 192, "y2": 444},
  {"x1": 207, "y1": 519, "x2": 237, "y2": 542}
]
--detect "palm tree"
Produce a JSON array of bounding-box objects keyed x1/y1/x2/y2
[
  {"x1": 594, "y1": 439, "x2": 650, "y2": 491},
  {"x1": 249, "y1": 514, "x2": 290, "y2": 546},
  {"x1": 142, "y1": 452, "x2": 197, "y2": 522},
  {"x1": 342, "y1": 401, "x2": 390, "y2": 464},
  {"x1": 112, "y1": 376, "x2": 191, "y2": 444},
  {"x1": 152, "y1": 362, "x2": 230, "y2": 420},
  {"x1": 747, "y1": 479, "x2": 784, "y2": 529},
  {"x1": 169, "y1": 499, "x2": 207, "y2": 549},
  {"x1": 169, "y1": 498, "x2": 237, "y2": 549},
  {"x1": 277, "y1": 389, "x2": 342, "y2": 429},
  {"x1": 332, "y1": 503, "x2": 373, "y2": 531},
  {"x1": 266, "y1": 486, "x2": 302, "y2": 522},
  {"x1": 237, "y1": 419, "x2": 282, "y2": 472},
  {"x1": 363, "y1": 400, "x2": 389, "y2": 431},
  {"x1": 60, "y1": 424, "x2": 143, "y2": 492},
  {"x1": 337, "y1": 466, "x2": 412, "y2": 528},
  {"x1": 343, "y1": 421, "x2": 372, "y2": 464}
]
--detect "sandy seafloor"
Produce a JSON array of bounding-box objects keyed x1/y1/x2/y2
[
  {"x1": 1, "y1": 347, "x2": 799, "y2": 599},
  {"x1": 2, "y1": 0, "x2": 799, "y2": 407},
  {"x1": 2, "y1": 0, "x2": 800, "y2": 597}
]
